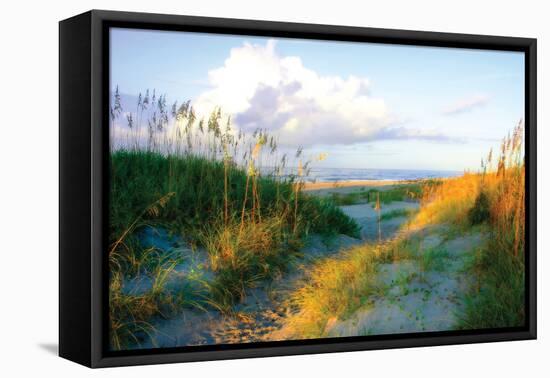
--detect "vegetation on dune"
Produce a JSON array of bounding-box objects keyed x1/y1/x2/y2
[
  {"x1": 327, "y1": 181, "x2": 438, "y2": 207},
  {"x1": 460, "y1": 123, "x2": 526, "y2": 329},
  {"x1": 402, "y1": 121, "x2": 526, "y2": 329},
  {"x1": 110, "y1": 151, "x2": 357, "y2": 243},
  {"x1": 109, "y1": 264, "x2": 185, "y2": 350},
  {"x1": 107, "y1": 88, "x2": 359, "y2": 349},
  {"x1": 272, "y1": 235, "x2": 421, "y2": 339},
  {"x1": 366, "y1": 182, "x2": 430, "y2": 204},
  {"x1": 202, "y1": 217, "x2": 301, "y2": 312},
  {"x1": 274, "y1": 122, "x2": 526, "y2": 337},
  {"x1": 379, "y1": 208, "x2": 418, "y2": 221}
]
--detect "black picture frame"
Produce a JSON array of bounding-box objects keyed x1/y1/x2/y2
[{"x1": 59, "y1": 9, "x2": 537, "y2": 368}]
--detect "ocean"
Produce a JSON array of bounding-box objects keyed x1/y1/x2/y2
[{"x1": 302, "y1": 167, "x2": 462, "y2": 182}]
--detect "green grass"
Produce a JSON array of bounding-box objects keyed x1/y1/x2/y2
[
  {"x1": 278, "y1": 242, "x2": 384, "y2": 339},
  {"x1": 458, "y1": 237, "x2": 525, "y2": 329},
  {"x1": 329, "y1": 191, "x2": 365, "y2": 206},
  {"x1": 367, "y1": 184, "x2": 424, "y2": 204},
  {"x1": 109, "y1": 150, "x2": 360, "y2": 348},
  {"x1": 110, "y1": 150, "x2": 358, "y2": 243},
  {"x1": 380, "y1": 208, "x2": 418, "y2": 221},
  {"x1": 420, "y1": 246, "x2": 450, "y2": 272},
  {"x1": 327, "y1": 182, "x2": 433, "y2": 207},
  {"x1": 200, "y1": 217, "x2": 302, "y2": 311},
  {"x1": 109, "y1": 260, "x2": 187, "y2": 349},
  {"x1": 381, "y1": 234, "x2": 421, "y2": 262}
]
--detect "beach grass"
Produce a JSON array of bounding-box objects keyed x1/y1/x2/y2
[
  {"x1": 108, "y1": 98, "x2": 360, "y2": 348},
  {"x1": 272, "y1": 242, "x2": 385, "y2": 339},
  {"x1": 109, "y1": 150, "x2": 360, "y2": 347},
  {"x1": 326, "y1": 181, "x2": 435, "y2": 206},
  {"x1": 270, "y1": 235, "x2": 422, "y2": 340},
  {"x1": 380, "y1": 208, "x2": 418, "y2": 221},
  {"x1": 271, "y1": 123, "x2": 525, "y2": 337},
  {"x1": 412, "y1": 124, "x2": 525, "y2": 328}
]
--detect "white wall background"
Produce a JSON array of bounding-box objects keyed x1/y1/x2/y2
[{"x1": 0, "y1": 0, "x2": 546, "y2": 376}]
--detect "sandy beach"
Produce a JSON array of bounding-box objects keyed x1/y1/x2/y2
[{"x1": 303, "y1": 179, "x2": 408, "y2": 196}]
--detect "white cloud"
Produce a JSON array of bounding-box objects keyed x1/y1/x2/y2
[
  {"x1": 194, "y1": 40, "x2": 397, "y2": 147},
  {"x1": 110, "y1": 42, "x2": 463, "y2": 150},
  {"x1": 442, "y1": 94, "x2": 490, "y2": 115}
]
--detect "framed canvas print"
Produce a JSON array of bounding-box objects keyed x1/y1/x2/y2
[{"x1": 59, "y1": 10, "x2": 537, "y2": 368}]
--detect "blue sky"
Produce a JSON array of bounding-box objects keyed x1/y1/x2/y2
[{"x1": 110, "y1": 27, "x2": 524, "y2": 171}]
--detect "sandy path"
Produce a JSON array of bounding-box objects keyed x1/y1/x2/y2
[{"x1": 324, "y1": 228, "x2": 485, "y2": 337}]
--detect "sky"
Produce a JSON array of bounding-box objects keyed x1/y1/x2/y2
[{"x1": 109, "y1": 27, "x2": 525, "y2": 171}]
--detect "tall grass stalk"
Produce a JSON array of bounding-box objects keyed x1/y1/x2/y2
[{"x1": 375, "y1": 192, "x2": 381, "y2": 243}]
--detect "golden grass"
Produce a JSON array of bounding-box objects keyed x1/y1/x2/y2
[
  {"x1": 205, "y1": 216, "x2": 288, "y2": 273},
  {"x1": 413, "y1": 172, "x2": 481, "y2": 228},
  {"x1": 271, "y1": 122, "x2": 526, "y2": 338},
  {"x1": 270, "y1": 236, "x2": 420, "y2": 340},
  {"x1": 201, "y1": 216, "x2": 302, "y2": 312},
  {"x1": 270, "y1": 245, "x2": 380, "y2": 339},
  {"x1": 412, "y1": 121, "x2": 525, "y2": 258}
]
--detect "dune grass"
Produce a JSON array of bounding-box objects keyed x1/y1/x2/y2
[
  {"x1": 109, "y1": 265, "x2": 185, "y2": 350},
  {"x1": 271, "y1": 236, "x2": 420, "y2": 340},
  {"x1": 271, "y1": 123, "x2": 525, "y2": 338},
  {"x1": 108, "y1": 91, "x2": 360, "y2": 349},
  {"x1": 405, "y1": 122, "x2": 525, "y2": 329},
  {"x1": 419, "y1": 246, "x2": 450, "y2": 272},
  {"x1": 380, "y1": 208, "x2": 418, "y2": 221},
  {"x1": 327, "y1": 181, "x2": 436, "y2": 207},
  {"x1": 109, "y1": 153, "x2": 359, "y2": 347},
  {"x1": 273, "y1": 243, "x2": 383, "y2": 339},
  {"x1": 411, "y1": 123, "x2": 525, "y2": 329}
]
